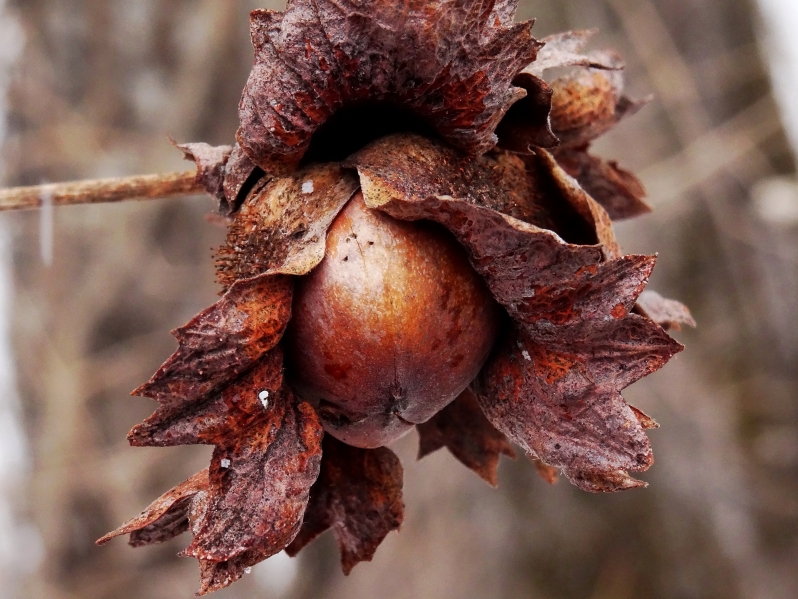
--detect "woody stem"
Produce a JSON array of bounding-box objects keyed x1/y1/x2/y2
[{"x1": 0, "y1": 171, "x2": 204, "y2": 212}]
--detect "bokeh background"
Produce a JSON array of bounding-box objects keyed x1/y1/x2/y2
[{"x1": 1, "y1": 1, "x2": 797, "y2": 598}]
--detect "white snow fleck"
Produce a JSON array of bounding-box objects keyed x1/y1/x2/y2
[
  {"x1": 244, "y1": 567, "x2": 252, "y2": 574},
  {"x1": 258, "y1": 390, "x2": 270, "y2": 409},
  {"x1": 301, "y1": 180, "x2": 314, "y2": 194},
  {"x1": 522, "y1": 350, "x2": 531, "y2": 361},
  {"x1": 220, "y1": 458, "x2": 231, "y2": 469}
]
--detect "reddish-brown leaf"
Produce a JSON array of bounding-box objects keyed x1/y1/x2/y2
[
  {"x1": 351, "y1": 135, "x2": 682, "y2": 491},
  {"x1": 132, "y1": 274, "x2": 292, "y2": 406},
  {"x1": 216, "y1": 163, "x2": 359, "y2": 289},
  {"x1": 128, "y1": 348, "x2": 285, "y2": 447},
  {"x1": 497, "y1": 30, "x2": 621, "y2": 153},
  {"x1": 351, "y1": 134, "x2": 558, "y2": 229},
  {"x1": 543, "y1": 49, "x2": 653, "y2": 221},
  {"x1": 173, "y1": 140, "x2": 263, "y2": 216},
  {"x1": 238, "y1": 0, "x2": 540, "y2": 172},
  {"x1": 531, "y1": 458, "x2": 560, "y2": 484},
  {"x1": 184, "y1": 489, "x2": 277, "y2": 596},
  {"x1": 525, "y1": 30, "x2": 621, "y2": 76},
  {"x1": 96, "y1": 469, "x2": 209, "y2": 548},
  {"x1": 173, "y1": 141, "x2": 232, "y2": 203},
  {"x1": 286, "y1": 436, "x2": 403, "y2": 574},
  {"x1": 546, "y1": 52, "x2": 650, "y2": 150},
  {"x1": 351, "y1": 133, "x2": 619, "y2": 248},
  {"x1": 499, "y1": 30, "x2": 653, "y2": 221},
  {"x1": 476, "y1": 318, "x2": 680, "y2": 491},
  {"x1": 555, "y1": 148, "x2": 652, "y2": 220},
  {"x1": 417, "y1": 388, "x2": 516, "y2": 487},
  {"x1": 182, "y1": 387, "x2": 323, "y2": 590},
  {"x1": 533, "y1": 148, "x2": 621, "y2": 257},
  {"x1": 221, "y1": 143, "x2": 263, "y2": 215},
  {"x1": 635, "y1": 290, "x2": 697, "y2": 331}
]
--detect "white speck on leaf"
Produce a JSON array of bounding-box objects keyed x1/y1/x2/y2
[
  {"x1": 220, "y1": 458, "x2": 231, "y2": 469},
  {"x1": 258, "y1": 390, "x2": 270, "y2": 409},
  {"x1": 301, "y1": 180, "x2": 314, "y2": 194},
  {"x1": 522, "y1": 350, "x2": 531, "y2": 361}
]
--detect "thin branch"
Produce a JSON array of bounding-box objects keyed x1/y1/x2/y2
[{"x1": 0, "y1": 171, "x2": 204, "y2": 212}]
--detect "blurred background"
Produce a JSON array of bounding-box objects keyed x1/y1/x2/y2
[{"x1": 0, "y1": 0, "x2": 796, "y2": 598}]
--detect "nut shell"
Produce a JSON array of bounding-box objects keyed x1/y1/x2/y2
[{"x1": 285, "y1": 192, "x2": 503, "y2": 448}]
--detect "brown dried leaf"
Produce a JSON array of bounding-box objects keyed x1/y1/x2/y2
[
  {"x1": 350, "y1": 133, "x2": 617, "y2": 245},
  {"x1": 286, "y1": 436, "x2": 403, "y2": 575},
  {"x1": 173, "y1": 141, "x2": 232, "y2": 202},
  {"x1": 238, "y1": 0, "x2": 540, "y2": 172},
  {"x1": 137, "y1": 164, "x2": 359, "y2": 407},
  {"x1": 534, "y1": 148, "x2": 621, "y2": 257},
  {"x1": 183, "y1": 388, "x2": 323, "y2": 591},
  {"x1": 221, "y1": 143, "x2": 263, "y2": 216},
  {"x1": 417, "y1": 388, "x2": 516, "y2": 487},
  {"x1": 173, "y1": 140, "x2": 263, "y2": 216},
  {"x1": 129, "y1": 348, "x2": 285, "y2": 447},
  {"x1": 354, "y1": 134, "x2": 624, "y2": 253},
  {"x1": 635, "y1": 290, "x2": 697, "y2": 331},
  {"x1": 216, "y1": 163, "x2": 359, "y2": 289},
  {"x1": 132, "y1": 274, "x2": 292, "y2": 406},
  {"x1": 96, "y1": 469, "x2": 209, "y2": 547},
  {"x1": 476, "y1": 317, "x2": 680, "y2": 492},
  {"x1": 531, "y1": 458, "x2": 560, "y2": 484},
  {"x1": 497, "y1": 30, "x2": 621, "y2": 153},
  {"x1": 549, "y1": 70, "x2": 620, "y2": 144},
  {"x1": 186, "y1": 489, "x2": 282, "y2": 595},
  {"x1": 554, "y1": 148, "x2": 651, "y2": 220},
  {"x1": 550, "y1": 67, "x2": 649, "y2": 148},
  {"x1": 566, "y1": 469, "x2": 647, "y2": 492},
  {"x1": 630, "y1": 405, "x2": 660, "y2": 430},
  {"x1": 524, "y1": 30, "x2": 622, "y2": 77},
  {"x1": 351, "y1": 136, "x2": 682, "y2": 491}
]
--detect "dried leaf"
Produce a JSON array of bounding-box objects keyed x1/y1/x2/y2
[
  {"x1": 352, "y1": 135, "x2": 644, "y2": 321},
  {"x1": 221, "y1": 143, "x2": 263, "y2": 216},
  {"x1": 183, "y1": 387, "x2": 323, "y2": 591},
  {"x1": 534, "y1": 148, "x2": 621, "y2": 257},
  {"x1": 549, "y1": 70, "x2": 621, "y2": 145},
  {"x1": 501, "y1": 31, "x2": 652, "y2": 221},
  {"x1": 417, "y1": 388, "x2": 515, "y2": 487},
  {"x1": 351, "y1": 135, "x2": 682, "y2": 491},
  {"x1": 216, "y1": 163, "x2": 359, "y2": 288},
  {"x1": 129, "y1": 349, "x2": 285, "y2": 447},
  {"x1": 531, "y1": 458, "x2": 559, "y2": 484},
  {"x1": 524, "y1": 30, "x2": 622, "y2": 77},
  {"x1": 565, "y1": 469, "x2": 647, "y2": 492},
  {"x1": 286, "y1": 436, "x2": 403, "y2": 575},
  {"x1": 497, "y1": 30, "x2": 621, "y2": 153},
  {"x1": 350, "y1": 133, "x2": 616, "y2": 245},
  {"x1": 173, "y1": 140, "x2": 263, "y2": 216},
  {"x1": 132, "y1": 274, "x2": 292, "y2": 406},
  {"x1": 635, "y1": 290, "x2": 697, "y2": 331},
  {"x1": 238, "y1": 0, "x2": 541, "y2": 172},
  {"x1": 173, "y1": 141, "x2": 232, "y2": 203},
  {"x1": 554, "y1": 148, "x2": 651, "y2": 220},
  {"x1": 96, "y1": 469, "x2": 209, "y2": 547},
  {"x1": 630, "y1": 405, "x2": 660, "y2": 430},
  {"x1": 476, "y1": 317, "x2": 680, "y2": 492},
  {"x1": 540, "y1": 44, "x2": 651, "y2": 151}
]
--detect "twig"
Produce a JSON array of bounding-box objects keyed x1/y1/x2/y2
[{"x1": 0, "y1": 171, "x2": 204, "y2": 212}]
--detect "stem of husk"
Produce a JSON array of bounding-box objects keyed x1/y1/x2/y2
[{"x1": 0, "y1": 171, "x2": 204, "y2": 211}]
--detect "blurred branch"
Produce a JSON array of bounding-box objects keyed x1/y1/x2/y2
[
  {"x1": 642, "y1": 95, "x2": 782, "y2": 204},
  {"x1": 0, "y1": 171, "x2": 203, "y2": 211}
]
